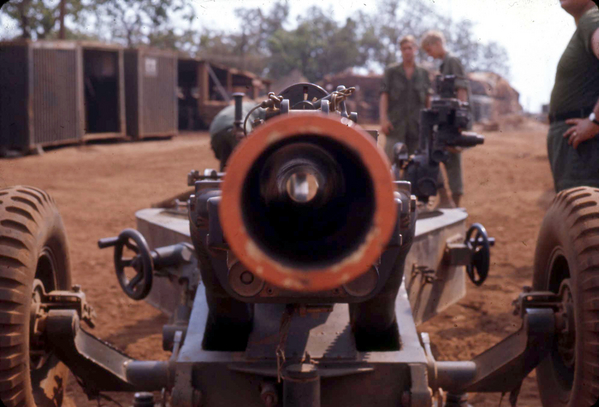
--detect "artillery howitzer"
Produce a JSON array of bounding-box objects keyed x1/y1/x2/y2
[{"x1": 0, "y1": 81, "x2": 597, "y2": 407}]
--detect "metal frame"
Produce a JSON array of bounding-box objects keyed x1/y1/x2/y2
[
  {"x1": 124, "y1": 47, "x2": 178, "y2": 139},
  {"x1": 41, "y1": 218, "x2": 561, "y2": 406},
  {"x1": 79, "y1": 41, "x2": 127, "y2": 141},
  {"x1": 188, "y1": 58, "x2": 271, "y2": 127}
]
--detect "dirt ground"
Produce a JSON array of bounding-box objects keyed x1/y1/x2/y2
[{"x1": 0, "y1": 120, "x2": 554, "y2": 407}]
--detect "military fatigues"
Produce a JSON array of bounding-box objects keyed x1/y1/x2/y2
[
  {"x1": 380, "y1": 63, "x2": 432, "y2": 160},
  {"x1": 439, "y1": 53, "x2": 469, "y2": 197},
  {"x1": 210, "y1": 102, "x2": 264, "y2": 170},
  {"x1": 547, "y1": 8, "x2": 599, "y2": 192}
]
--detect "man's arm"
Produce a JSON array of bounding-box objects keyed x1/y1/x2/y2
[
  {"x1": 563, "y1": 28, "x2": 599, "y2": 149},
  {"x1": 592, "y1": 27, "x2": 599, "y2": 59},
  {"x1": 423, "y1": 69, "x2": 432, "y2": 108},
  {"x1": 379, "y1": 92, "x2": 393, "y2": 135}
]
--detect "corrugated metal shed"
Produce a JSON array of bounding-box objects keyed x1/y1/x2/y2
[
  {"x1": 0, "y1": 42, "x2": 31, "y2": 151},
  {"x1": 124, "y1": 47, "x2": 178, "y2": 139},
  {"x1": 0, "y1": 40, "x2": 126, "y2": 153},
  {"x1": 0, "y1": 41, "x2": 80, "y2": 152}
]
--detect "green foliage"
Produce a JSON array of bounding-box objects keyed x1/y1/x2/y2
[
  {"x1": 475, "y1": 41, "x2": 510, "y2": 79},
  {"x1": 1, "y1": 0, "x2": 195, "y2": 46},
  {"x1": 197, "y1": 1, "x2": 290, "y2": 74},
  {"x1": 93, "y1": 0, "x2": 196, "y2": 47},
  {"x1": 2, "y1": 0, "x2": 91, "y2": 39},
  {"x1": 267, "y1": 10, "x2": 363, "y2": 82},
  {"x1": 0, "y1": 0, "x2": 511, "y2": 80}
]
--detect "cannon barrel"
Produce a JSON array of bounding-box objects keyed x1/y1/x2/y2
[{"x1": 220, "y1": 114, "x2": 397, "y2": 292}]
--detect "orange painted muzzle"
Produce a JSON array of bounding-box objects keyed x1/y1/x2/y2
[{"x1": 220, "y1": 114, "x2": 397, "y2": 292}]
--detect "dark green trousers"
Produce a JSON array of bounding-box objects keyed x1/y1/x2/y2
[
  {"x1": 443, "y1": 151, "x2": 464, "y2": 196},
  {"x1": 547, "y1": 121, "x2": 599, "y2": 192}
]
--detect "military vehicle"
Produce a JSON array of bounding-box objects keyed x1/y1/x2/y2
[{"x1": 0, "y1": 80, "x2": 596, "y2": 407}]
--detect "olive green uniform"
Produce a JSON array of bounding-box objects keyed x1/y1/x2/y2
[
  {"x1": 439, "y1": 53, "x2": 469, "y2": 197},
  {"x1": 547, "y1": 7, "x2": 599, "y2": 192},
  {"x1": 210, "y1": 102, "x2": 264, "y2": 170},
  {"x1": 380, "y1": 63, "x2": 432, "y2": 160}
]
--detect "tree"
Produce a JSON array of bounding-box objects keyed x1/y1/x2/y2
[
  {"x1": 197, "y1": 1, "x2": 289, "y2": 74},
  {"x1": 476, "y1": 41, "x2": 510, "y2": 79},
  {"x1": 0, "y1": 0, "x2": 511, "y2": 79},
  {"x1": 233, "y1": 1, "x2": 289, "y2": 56},
  {"x1": 351, "y1": 0, "x2": 510, "y2": 78},
  {"x1": 444, "y1": 19, "x2": 482, "y2": 72},
  {"x1": 93, "y1": 0, "x2": 195, "y2": 48},
  {"x1": 357, "y1": 0, "x2": 447, "y2": 68},
  {"x1": 2, "y1": 0, "x2": 92, "y2": 40},
  {"x1": 266, "y1": 6, "x2": 363, "y2": 82}
]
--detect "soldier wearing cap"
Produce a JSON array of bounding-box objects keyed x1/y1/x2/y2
[
  {"x1": 422, "y1": 30, "x2": 470, "y2": 208},
  {"x1": 379, "y1": 35, "x2": 432, "y2": 162},
  {"x1": 547, "y1": 0, "x2": 599, "y2": 192}
]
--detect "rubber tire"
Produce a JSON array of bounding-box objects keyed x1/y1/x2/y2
[
  {"x1": 0, "y1": 186, "x2": 71, "y2": 407},
  {"x1": 533, "y1": 186, "x2": 599, "y2": 407}
]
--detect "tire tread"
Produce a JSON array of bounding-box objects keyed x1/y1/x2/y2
[
  {"x1": 535, "y1": 186, "x2": 599, "y2": 407},
  {"x1": 9, "y1": 196, "x2": 39, "y2": 212},
  {"x1": 0, "y1": 186, "x2": 69, "y2": 407}
]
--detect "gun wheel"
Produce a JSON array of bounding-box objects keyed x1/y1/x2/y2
[
  {"x1": 533, "y1": 186, "x2": 599, "y2": 407},
  {"x1": 0, "y1": 186, "x2": 71, "y2": 407}
]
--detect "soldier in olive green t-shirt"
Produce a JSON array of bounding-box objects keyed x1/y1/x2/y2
[
  {"x1": 422, "y1": 30, "x2": 470, "y2": 208},
  {"x1": 547, "y1": 2, "x2": 599, "y2": 192},
  {"x1": 380, "y1": 35, "x2": 432, "y2": 161}
]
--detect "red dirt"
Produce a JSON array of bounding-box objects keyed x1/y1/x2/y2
[{"x1": 0, "y1": 121, "x2": 553, "y2": 406}]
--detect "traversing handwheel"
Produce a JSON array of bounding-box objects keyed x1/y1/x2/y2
[
  {"x1": 98, "y1": 229, "x2": 153, "y2": 300},
  {"x1": 465, "y1": 223, "x2": 490, "y2": 286}
]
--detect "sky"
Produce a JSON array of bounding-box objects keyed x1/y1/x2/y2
[
  {"x1": 0, "y1": 0, "x2": 578, "y2": 113},
  {"x1": 191, "y1": 0, "x2": 576, "y2": 113}
]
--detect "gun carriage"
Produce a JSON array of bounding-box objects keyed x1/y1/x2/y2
[{"x1": 0, "y1": 79, "x2": 596, "y2": 407}]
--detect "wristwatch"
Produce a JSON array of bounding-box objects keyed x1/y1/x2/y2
[{"x1": 590, "y1": 112, "x2": 599, "y2": 126}]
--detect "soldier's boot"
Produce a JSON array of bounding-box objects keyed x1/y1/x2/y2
[
  {"x1": 438, "y1": 187, "x2": 456, "y2": 209},
  {"x1": 452, "y1": 193, "x2": 462, "y2": 208}
]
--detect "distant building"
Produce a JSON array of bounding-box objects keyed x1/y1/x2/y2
[
  {"x1": 321, "y1": 70, "x2": 383, "y2": 124},
  {"x1": 318, "y1": 69, "x2": 523, "y2": 126},
  {"x1": 177, "y1": 55, "x2": 271, "y2": 130},
  {"x1": 467, "y1": 72, "x2": 523, "y2": 122}
]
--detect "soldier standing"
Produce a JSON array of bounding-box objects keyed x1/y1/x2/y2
[
  {"x1": 547, "y1": 0, "x2": 599, "y2": 192},
  {"x1": 379, "y1": 35, "x2": 432, "y2": 161},
  {"x1": 422, "y1": 30, "x2": 469, "y2": 208}
]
